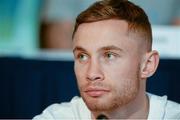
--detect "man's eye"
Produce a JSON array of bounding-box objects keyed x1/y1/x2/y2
[
  {"x1": 105, "y1": 52, "x2": 115, "y2": 60},
  {"x1": 77, "y1": 54, "x2": 88, "y2": 61}
]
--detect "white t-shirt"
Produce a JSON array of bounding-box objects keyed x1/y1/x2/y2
[{"x1": 33, "y1": 93, "x2": 180, "y2": 119}]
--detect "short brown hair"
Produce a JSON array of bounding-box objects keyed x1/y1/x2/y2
[{"x1": 72, "y1": 0, "x2": 152, "y2": 51}]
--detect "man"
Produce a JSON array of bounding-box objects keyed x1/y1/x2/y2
[{"x1": 34, "y1": 0, "x2": 180, "y2": 119}]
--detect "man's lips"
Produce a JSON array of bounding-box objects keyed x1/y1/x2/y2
[{"x1": 84, "y1": 87, "x2": 110, "y2": 97}]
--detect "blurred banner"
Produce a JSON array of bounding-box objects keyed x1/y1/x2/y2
[{"x1": 152, "y1": 26, "x2": 180, "y2": 59}]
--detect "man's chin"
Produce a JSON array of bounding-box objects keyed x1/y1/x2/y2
[
  {"x1": 86, "y1": 102, "x2": 110, "y2": 111},
  {"x1": 82, "y1": 96, "x2": 114, "y2": 111},
  {"x1": 82, "y1": 94, "x2": 136, "y2": 112}
]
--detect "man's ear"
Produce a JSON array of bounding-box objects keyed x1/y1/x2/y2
[{"x1": 140, "y1": 50, "x2": 159, "y2": 79}]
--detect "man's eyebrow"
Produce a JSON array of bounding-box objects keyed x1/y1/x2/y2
[
  {"x1": 73, "y1": 45, "x2": 123, "y2": 53},
  {"x1": 73, "y1": 46, "x2": 87, "y2": 53},
  {"x1": 98, "y1": 45, "x2": 123, "y2": 52}
]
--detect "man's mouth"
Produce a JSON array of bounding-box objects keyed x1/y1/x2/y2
[{"x1": 84, "y1": 87, "x2": 110, "y2": 97}]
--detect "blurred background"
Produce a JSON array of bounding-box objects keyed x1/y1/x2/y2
[{"x1": 0, "y1": 0, "x2": 180, "y2": 118}]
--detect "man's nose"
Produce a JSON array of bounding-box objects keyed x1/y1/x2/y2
[{"x1": 86, "y1": 60, "x2": 104, "y2": 81}]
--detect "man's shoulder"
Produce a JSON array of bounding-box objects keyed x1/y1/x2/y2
[
  {"x1": 148, "y1": 93, "x2": 180, "y2": 119},
  {"x1": 33, "y1": 96, "x2": 90, "y2": 119},
  {"x1": 44, "y1": 96, "x2": 83, "y2": 114},
  {"x1": 165, "y1": 99, "x2": 180, "y2": 118}
]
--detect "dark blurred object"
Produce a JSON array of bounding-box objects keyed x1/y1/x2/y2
[
  {"x1": 40, "y1": 21, "x2": 73, "y2": 49},
  {"x1": 0, "y1": 57, "x2": 180, "y2": 118},
  {"x1": 96, "y1": 114, "x2": 108, "y2": 120},
  {"x1": 39, "y1": 0, "x2": 96, "y2": 50},
  {"x1": 172, "y1": 18, "x2": 180, "y2": 26}
]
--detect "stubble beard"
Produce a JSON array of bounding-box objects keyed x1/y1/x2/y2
[{"x1": 79, "y1": 70, "x2": 140, "y2": 112}]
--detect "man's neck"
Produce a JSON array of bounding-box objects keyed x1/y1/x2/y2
[{"x1": 91, "y1": 92, "x2": 149, "y2": 119}]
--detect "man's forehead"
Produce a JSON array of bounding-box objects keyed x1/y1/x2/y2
[
  {"x1": 73, "y1": 19, "x2": 129, "y2": 38},
  {"x1": 72, "y1": 19, "x2": 144, "y2": 54},
  {"x1": 79, "y1": 19, "x2": 128, "y2": 27}
]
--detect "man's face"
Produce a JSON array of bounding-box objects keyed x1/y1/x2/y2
[{"x1": 73, "y1": 20, "x2": 143, "y2": 112}]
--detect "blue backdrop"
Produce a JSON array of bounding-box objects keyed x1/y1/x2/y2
[{"x1": 0, "y1": 57, "x2": 180, "y2": 118}]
